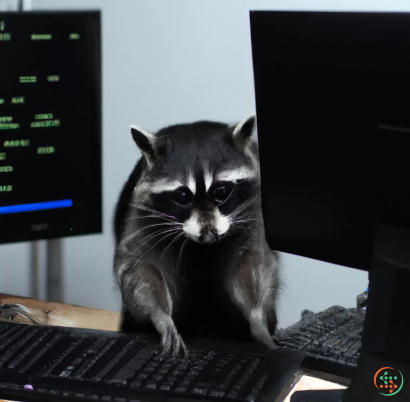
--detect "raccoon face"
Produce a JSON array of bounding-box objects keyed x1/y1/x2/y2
[{"x1": 130, "y1": 115, "x2": 260, "y2": 244}]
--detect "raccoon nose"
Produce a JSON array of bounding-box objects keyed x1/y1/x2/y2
[{"x1": 199, "y1": 228, "x2": 219, "y2": 244}]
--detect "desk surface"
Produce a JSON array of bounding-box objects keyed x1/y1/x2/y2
[{"x1": 0, "y1": 293, "x2": 121, "y2": 331}]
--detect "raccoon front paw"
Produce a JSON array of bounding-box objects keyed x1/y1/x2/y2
[
  {"x1": 249, "y1": 310, "x2": 277, "y2": 351},
  {"x1": 160, "y1": 326, "x2": 188, "y2": 357},
  {"x1": 152, "y1": 313, "x2": 188, "y2": 357}
]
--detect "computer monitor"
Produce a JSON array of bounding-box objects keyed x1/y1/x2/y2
[
  {"x1": 0, "y1": 11, "x2": 102, "y2": 244},
  {"x1": 250, "y1": 10, "x2": 410, "y2": 370}
]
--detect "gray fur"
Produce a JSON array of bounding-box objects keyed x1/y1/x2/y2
[{"x1": 114, "y1": 115, "x2": 280, "y2": 355}]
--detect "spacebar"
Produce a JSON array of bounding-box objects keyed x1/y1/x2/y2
[{"x1": 109, "y1": 344, "x2": 158, "y2": 385}]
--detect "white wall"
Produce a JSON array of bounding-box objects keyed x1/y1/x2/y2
[{"x1": 6, "y1": 0, "x2": 410, "y2": 328}]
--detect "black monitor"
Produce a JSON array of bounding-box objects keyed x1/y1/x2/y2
[
  {"x1": 0, "y1": 11, "x2": 102, "y2": 244},
  {"x1": 251, "y1": 10, "x2": 410, "y2": 398}
]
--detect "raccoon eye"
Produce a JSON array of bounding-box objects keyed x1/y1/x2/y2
[
  {"x1": 213, "y1": 184, "x2": 233, "y2": 205},
  {"x1": 173, "y1": 187, "x2": 193, "y2": 206}
]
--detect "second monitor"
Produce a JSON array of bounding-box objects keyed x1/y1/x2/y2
[{"x1": 0, "y1": 11, "x2": 102, "y2": 244}]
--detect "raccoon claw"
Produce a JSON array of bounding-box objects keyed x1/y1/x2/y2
[
  {"x1": 179, "y1": 335, "x2": 189, "y2": 357},
  {"x1": 159, "y1": 324, "x2": 188, "y2": 357}
]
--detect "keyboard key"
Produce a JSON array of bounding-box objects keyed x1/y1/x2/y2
[
  {"x1": 0, "y1": 326, "x2": 31, "y2": 353},
  {"x1": 163, "y1": 376, "x2": 177, "y2": 385},
  {"x1": 88, "y1": 339, "x2": 122, "y2": 381},
  {"x1": 22, "y1": 332, "x2": 64, "y2": 374},
  {"x1": 135, "y1": 372, "x2": 149, "y2": 380},
  {"x1": 210, "y1": 391, "x2": 226, "y2": 397},
  {"x1": 192, "y1": 388, "x2": 208, "y2": 396},
  {"x1": 8, "y1": 328, "x2": 53, "y2": 370},
  {"x1": 160, "y1": 385, "x2": 171, "y2": 391},
  {"x1": 195, "y1": 383, "x2": 215, "y2": 389},
  {"x1": 109, "y1": 357, "x2": 145, "y2": 385},
  {"x1": 95, "y1": 340, "x2": 138, "y2": 381},
  {"x1": 145, "y1": 381, "x2": 158, "y2": 390},
  {"x1": 0, "y1": 327, "x2": 40, "y2": 369},
  {"x1": 134, "y1": 345, "x2": 157, "y2": 360}
]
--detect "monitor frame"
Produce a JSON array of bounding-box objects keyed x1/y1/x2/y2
[
  {"x1": 250, "y1": 11, "x2": 410, "y2": 393},
  {"x1": 0, "y1": 11, "x2": 102, "y2": 245}
]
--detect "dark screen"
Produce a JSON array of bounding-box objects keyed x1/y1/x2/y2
[
  {"x1": 251, "y1": 11, "x2": 410, "y2": 270},
  {"x1": 0, "y1": 12, "x2": 101, "y2": 244}
]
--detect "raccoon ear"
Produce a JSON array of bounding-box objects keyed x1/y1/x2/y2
[
  {"x1": 232, "y1": 114, "x2": 256, "y2": 145},
  {"x1": 130, "y1": 125, "x2": 156, "y2": 166}
]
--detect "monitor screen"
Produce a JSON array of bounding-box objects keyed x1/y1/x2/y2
[
  {"x1": 250, "y1": 11, "x2": 410, "y2": 271},
  {"x1": 0, "y1": 11, "x2": 102, "y2": 244}
]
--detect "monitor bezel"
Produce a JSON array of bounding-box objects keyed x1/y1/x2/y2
[{"x1": 0, "y1": 11, "x2": 102, "y2": 244}]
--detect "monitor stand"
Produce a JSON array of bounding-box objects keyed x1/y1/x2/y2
[
  {"x1": 30, "y1": 240, "x2": 64, "y2": 303},
  {"x1": 46, "y1": 239, "x2": 64, "y2": 303},
  {"x1": 343, "y1": 223, "x2": 410, "y2": 401}
]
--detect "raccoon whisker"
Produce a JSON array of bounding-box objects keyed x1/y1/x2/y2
[
  {"x1": 237, "y1": 229, "x2": 255, "y2": 240},
  {"x1": 232, "y1": 223, "x2": 257, "y2": 238},
  {"x1": 233, "y1": 218, "x2": 261, "y2": 223},
  {"x1": 160, "y1": 231, "x2": 185, "y2": 259},
  {"x1": 132, "y1": 211, "x2": 177, "y2": 223},
  {"x1": 124, "y1": 215, "x2": 183, "y2": 224},
  {"x1": 129, "y1": 230, "x2": 182, "y2": 261},
  {"x1": 233, "y1": 210, "x2": 258, "y2": 222},
  {"x1": 130, "y1": 228, "x2": 182, "y2": 251},
  {"x1": 234, "y1": 216, "x2": 259, "y2": 224},
  {"x1": 234, "y1": 209, "x2": 258, "y2": 217},
  {"x1": 130, "y1": 204, "x2": 179, "y2": 221},
  {"x1": 229, "y1": 196, "x2": 259, "y2": 218},
  {"x1": 230, "y1": 208, "x2": 255, "y2": 221},
  {"x1": 116, "y1": 223, "x2": 182, "y2": 252},
  {"x1": 133, "y1": 230, "x2": 182, "y2": 269},
  {"x1": 123, "y1": 222, "x2": 182, "y2": 236},
  {"x1": 124, "y1": 227, "x2": 180, "y2": 251},
  {"x1": 174, "y1": 237, "x2": 188, "y2": 281}
]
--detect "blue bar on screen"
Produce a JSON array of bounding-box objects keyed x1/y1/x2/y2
[{"x1": 0, "y1": 199, "x2": 73, "y2": 214}]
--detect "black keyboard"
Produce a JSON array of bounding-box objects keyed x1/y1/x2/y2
[
  {"x1": 0, "y1": 321, "x2": 304, "y2": 402},
  {"x1": 274, "y1": 306, "x2": 363, "y2": 367}
]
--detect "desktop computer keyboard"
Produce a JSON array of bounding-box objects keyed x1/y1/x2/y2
[
  {"x1": 274, "y1": 305, "x2": 363, "y2": 367},
  {"x1": 0, "y1": 321, "x2": 304, "y2": 402},
  {"x1": 0, "y1": 306, "x2": 360, "y2": 402}
]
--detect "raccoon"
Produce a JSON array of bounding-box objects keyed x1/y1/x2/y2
[{"x1": 114, "y1": 114, "x2": 280, "y2": 356}]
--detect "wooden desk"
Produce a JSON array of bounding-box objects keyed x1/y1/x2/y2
[{"x1": 0, "y1": 293, "x2": 121, "y2": 332}]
